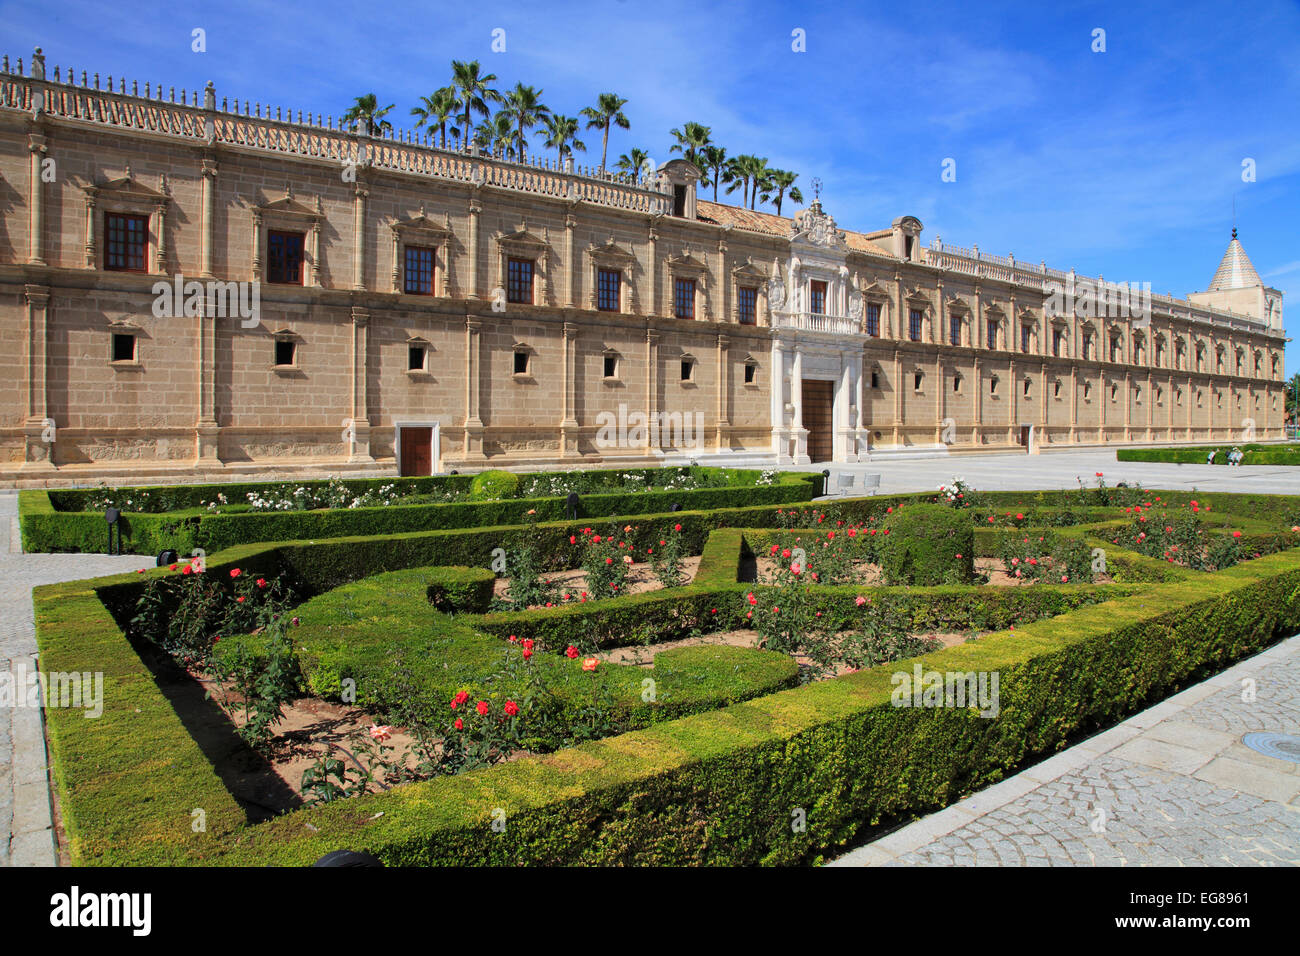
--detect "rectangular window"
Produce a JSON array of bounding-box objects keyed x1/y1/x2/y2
[
  {"x1": 1021, "y1": 326, "x2": 1031, "y2": 353},
  {"x1": 674, "y1": 278, "x2": 696, "y2": 320},
  {"x1": 866, "y1": 303, "x2": 880, "y2": 337},
  {"x1": 104, "y1": 213, "x2": 149, "y2": 272},
  {"x1": 1053, "y1": 329, "x2": 1063, "y2": 357},
  {"x1": 507, "y1": 258, "x2": 535, "y2": 304},
  {"x1": 110, "y1": 332, "x2": 136, "y2": 363},
  {"x1": 513, "y1": 350, "x2": 530, "y2": 375},
  {"x1": 268, "y1": 231, "x2": 305, "y2": 285},
  {"x1": 914, "y1": 372, "x2": 923, "y2": 391},
  {"x1": 909, "y1": 309, "x2": 922, "y2": 342},
  {"x1": 744, "y1": 362, "x2": 756, "y2": 385},
  {"x1": 810, "y1": 280, "x2": 827, "y2": 315},
  {"x1": 870, "y1": 370, "x2": 880, "y2": 389},
  {"x1": 949, "y1": 315, "x2": 962, "y2": 346},
  {"x1": 597, "y1": 268, "x2": 621, "y2": 312},
  {"x1": 274, "y1": 339, "x2": 296, "y2": 367},
  {"x1": 404, "y1": 245, "x2": 435, "y2": 296},
  {"x1": 680, "y1": 358, "x2": 694, "y2": 381},
  {"x1": 737, "y1": 286, "x2": 758, "y2": 325},
  {"x1": 408, "y1": 345, "x2": 426, "y2": 371},
  {"x1": 987, "y1": 319, "x2": 998, "y2": 349},
  {"x1": 603, "y1": 354, "x2": 617, "y2": 378}
]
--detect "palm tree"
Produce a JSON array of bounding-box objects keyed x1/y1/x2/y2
[
  {"x1": 698, "y1": 145, "x2": 728, "y2": 201},
  {"x1": 580, "y1": 93, "x2": 630, "y2": 172},
  {"x1": 748, "y1": 156, "x2": 772, "y2": 210},
  {"x1": 450, "y1": 60, "x2": 503, "y2": 150},
  {"x1": 474, "y1": 112, "x2": 517, "y2": 159},
  {"x1": 410, "y1": 86, "x2": 460, "y2": 148},
  {"x1": 767, "y1": 169, "x2": 802, "y2": 216},
  {"x1": 668, "y1": 121, "x2": 712, "y2": 172},
  {"x1": 616, "y1": 147, "x2": 651, "y2": 181},
  {"x1": 542, "y1": 114, "x2": 586, "y2": 165},
  {"x1": 342, "y1": 93, "x2": 395, "y2": 136},
  {"x1": 500, "y1": 83, "x2": 550, "y2": 163},
  {"x1": 1286, "y1": 371, "x2": 1300, "y2": 425},
  {"x1": 724, "y1": 154, "x2": 763, "y2": 209}
]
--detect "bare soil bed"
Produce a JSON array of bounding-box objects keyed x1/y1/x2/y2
[
  {"x1": 754, "y1": 555, "x2": 1110, "y2": 586},
  {"x1": 492, "y1": 555, "x2": 701, "y2": 606}
]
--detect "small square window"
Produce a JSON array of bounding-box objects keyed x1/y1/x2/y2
[
  {"x1": 744, "y1": 362, "x2": 757, "y2": 385},
  {"x1": 680, "y1": 358, "x2": 694, "y2": 382},
  {"x1": 603, "y1": 354, "x2": 618, "y2": 378},
  {"x1": 274, "y1": 339, "x2": 296, "y2": 367},
  {"x1": 408, "y1": 345, "x2": 427, "y2": 371},
  {"x1": 513, "y1": 350, "x2": 530, "y2": 375},
  {"x1": 111, "y1": 332, "x2": 136, "y2": 363}
]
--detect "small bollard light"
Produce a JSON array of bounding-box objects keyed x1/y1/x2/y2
[
  {"x1": 670, "y1": 503, "x2": 681, "y2": 513},
  {"x1": 156, "y1": 549, "x2": 179, "y2": 567},
  {"x1": 105, "y1": 507, "x2": 121, "y2": 555}
]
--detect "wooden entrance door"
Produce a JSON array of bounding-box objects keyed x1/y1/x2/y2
[
  {"x1": 801, "y1": 380, "x2": 835, "y2": 462},
  {"x1": 399, "y1": 427, "x2": 433, "y2": 476},
  {"x1": 1018, "y1": 425, "x2": 1031, "y2": 448}
]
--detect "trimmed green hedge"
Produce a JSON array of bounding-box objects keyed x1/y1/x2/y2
[
  {"x1": 879, "y1": 504, "x2": 975, "y2": 585},
  {"x1": 1117, "y1": 443, "x2": 1300, "y2": 466},
  {"x1": 21, "y1": 470, "x2": 822, "y2": 555}
]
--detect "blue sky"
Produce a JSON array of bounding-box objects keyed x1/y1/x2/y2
[{"x1": 3, "y1": 0, "x2": 1297, "y2": 374}]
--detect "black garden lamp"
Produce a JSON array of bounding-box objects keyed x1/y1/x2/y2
[{"x1": 104, "y1": 507, "x2": 121, "y2": 555}]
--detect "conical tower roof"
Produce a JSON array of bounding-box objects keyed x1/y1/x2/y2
[{"x1": 1208, "y1": 228, "x2": 1262, "y2": 290}]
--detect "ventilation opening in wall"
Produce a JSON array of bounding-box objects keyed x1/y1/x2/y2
[
  {"x1": 274, "y1": 338, "x2": 296, "y2": 367},
  {"x1": 111, "y1": 332, "x2": 136, "y2": 363}
]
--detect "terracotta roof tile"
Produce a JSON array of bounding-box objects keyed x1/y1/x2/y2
[{"x1": 696, "y1": 199, "x2": 896, "y2": 259}]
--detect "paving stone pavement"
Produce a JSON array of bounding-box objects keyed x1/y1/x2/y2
[
  {"x1": 0, "y1": 492, "x2": 152, "y2": 866},
  {"x1": 830, "y1": 636, "x2": 1300, "y2": 867}
]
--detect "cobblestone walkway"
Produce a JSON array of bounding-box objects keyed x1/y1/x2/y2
[
  {"x1": 0, "y1": 492, "x2": 152, "y2": 866},
  {"x1": 830, "y1": 636, "x2": 1300, "y2": 867}
]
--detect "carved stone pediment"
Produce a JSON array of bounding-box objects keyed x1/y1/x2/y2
[
  {"x1": 791, "y1": 200, "x2": 846, "y2": 249},
  {"x1": 666, "y1": 249, "x2": 708, "y2": 275},
  {"x1": 587, "y1": 236, "x2": 637, "y2": 267},
  {"x1": 904, "y1": 286, "x2": 932, "y2": 305},
  {"x1": 496, "y1": 222, "x2": 550, "y2": 254},
  {"x1": 87, "y1": 170, "x2": 170, "y2": 205},
  {"x1": 731, "y1": 257, "x2": 768, "y2": 282},
  {"x1": 393, "y1": 205, "x2": 452, "y2": 240},
  {"x1": 945, "y1": 294, "x2": 971, "y2": 314},
  {"x1": 859, "y1": 279, "x2": 889, "y2": 300},
  {"x1": 255, "y1": 187, "x2": 322, "y2": 222},
  {"x1": 984, "y1": 302, "x2": 1007, "y2": 320}
]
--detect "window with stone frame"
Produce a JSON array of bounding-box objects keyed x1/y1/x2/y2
[
  {"x1": 810, "y1": 280, "x2": 827, "y2": 315},
  {"x1": 744, "y1": 360, "x2": 758, "y2": 385},
  {"x1": 268, "y1": 231, "x2": 306, "y2": 285},
  {"x1": 949, "y1": 314, "x2": 962, "y2": 346},
  {"x1": 674, "y1": 278, "x2": 697, "y2": 320},
  {"x1": 987, "y1": 318, "x2": 999, "y2": 350},
  {"x1": 908, "y1": 309, "x2": 923, "y2": 342},
  {"x1": 404, "y1": 245, "x2": 436, "y2": 296},
  {"x1": 597, "y1": 268, "x2": 621, "y2": 312},
  {"x1": 508, "y1": 258, "x2": 535, "y2": 304},
  {"x1": 737, "y1": 286, "x2": 758, "y2": 325},
  {"x1": 602, "y1": 352, "x2": 619, "y2": 379},
  {"x1": 1021, "y1": 325, "x2": 1032, "y2": 353},
  {"x1": 104, "y1": 213, "x2": 149, "y2": 272},
  {"x1": 866, "y1": 303, "x2": 881, "y2": 337},
  {"x1": 513, "y1": 349, "x2": 530, "y2": 375},
  {"x1": 274, "y1": 337, "x2": 297, "y2": 368},
  {"x1": 1052, "y1": 327, "x2": 1065, "y2": 357}
]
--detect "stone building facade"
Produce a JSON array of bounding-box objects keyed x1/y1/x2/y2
[{"x1": 0, "y1": 50, "x2": 1287, "y2": 483}]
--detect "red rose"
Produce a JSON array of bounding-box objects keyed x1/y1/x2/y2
[
  {"x1": 230, "y1": 568, "x2": 241, "y2": 578},
  {"x1": 504, "y1": 700, "x2": 519, "y2": 717},
  {"x1": 454, "y1": 718, "x2": 463, "y2": 730},
  {"x1": 673, "y1": 523, "x2": 682, "y2": 531},
  {"x1": 256, "y1": 578, "x2": 267, "y2": 588},
  {"x1": 476, "y1": 700, "x2": 489, "y2": 716},
  {"x1": 566, "y1": 645, "x2": 579, "y2": 659}
]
